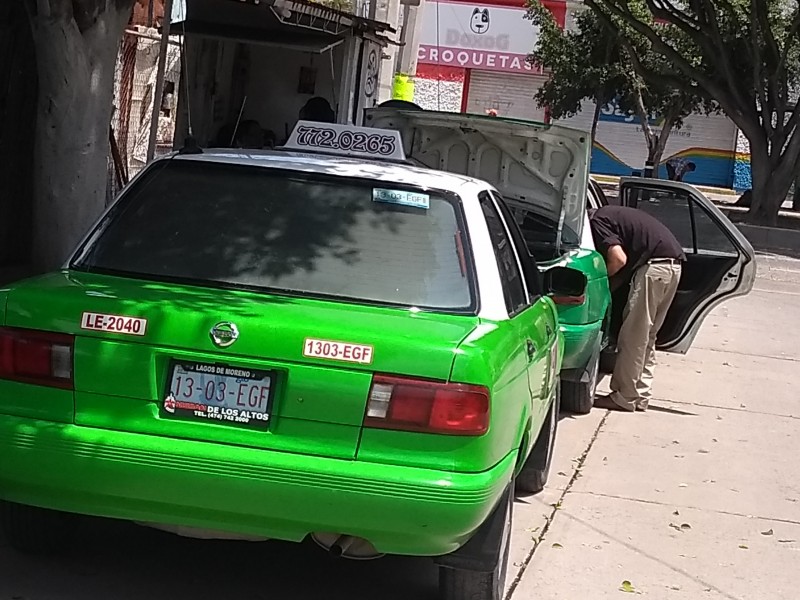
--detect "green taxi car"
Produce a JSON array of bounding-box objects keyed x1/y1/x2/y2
[
  {"x1": 366, "y1": 108, "x2": 609, "y2": 414},
  {"x1": 0, "y1": 123, "x2": 585, "y2": 600},
  {"x1": 365, "y1": 108, "x2": 757, "y2": 414}
]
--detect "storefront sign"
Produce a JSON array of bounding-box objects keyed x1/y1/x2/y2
[
  {"x1": 599, "y1": 97, "x2": 658, "y2": 125},
  {"x1": 418, "y1": 1, "x2": 542, "y2": 74}
]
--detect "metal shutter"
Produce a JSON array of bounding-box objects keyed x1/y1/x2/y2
[
  {"x1": 554, "y1": 100, "x2": 598, "y2": 132},
  {"x1": 675, "y1": 111, "x2": 738, "y2": 156},
  {"x1": 465, "y1": 71, "x2": 548, "y2": 122},
  {"x1": 564, "y1": 100, "x2": 738, "y2": 186}
]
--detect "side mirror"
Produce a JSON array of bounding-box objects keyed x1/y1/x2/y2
[{"x1": 543, "y1": 266, "x2": 588, "y2": 306}]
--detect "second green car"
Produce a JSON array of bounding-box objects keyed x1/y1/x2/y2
[{"x1": 366, "y1": 108, "x2": 609, "y2": 413}]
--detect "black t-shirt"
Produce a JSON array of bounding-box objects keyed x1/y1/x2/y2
[{"x1": 590, "y1": 205, "x2": 685, "y2": 278}]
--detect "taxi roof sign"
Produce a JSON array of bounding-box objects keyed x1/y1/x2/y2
[{"x1": 284, "y1": 121, "x2": 406, "y2": 162}]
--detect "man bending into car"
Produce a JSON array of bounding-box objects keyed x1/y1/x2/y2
[{"x1": 589, "y1": 206, "x2": 685, "y2": 412}]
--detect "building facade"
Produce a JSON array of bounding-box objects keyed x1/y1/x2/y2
[
  {"x1": 412, "y1": 0, "x2": 749, "y2": 190},
  {"x1": 414, "y1": 0, "x2": 565, "y2": 119},
  {"x1": 557, "y1": 98, "x2": 741, "y2": 188}
]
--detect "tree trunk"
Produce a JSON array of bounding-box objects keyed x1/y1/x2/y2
[
  {"x1": 747, "y1": 155, "x2": 794, "y2": 226},
  {"x1": 647, "y1": 114, "x2": 679, "y2": 179},
  {"x1": 645, "y1": 141, "x2": 662, "y2": 178},
  {"x1": 744, "y1": 130, "x2": 800, "y2": 225},
  {"x1": 792, "y1": 170, "x2": 800, "y2": 212},
  {"x1": 630, "y1": 87, "x2": 660, "y2": 177},
  {"x1": 0, "y1": 2, "x2": 37, "y2": 266},
  {"x1": 590, "y1": 97, "x2": 602, "y2": 147},
  {"x1": 27, "y1": 3, "x2": 132, "y2": 270}
]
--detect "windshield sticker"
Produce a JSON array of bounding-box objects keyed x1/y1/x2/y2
[
  {"x1": 373, "y1": 188, "x2": 430, "y2": 210},
  {"x1": 81, "y1": 312, "x2": 147, "y2": 336},
  {"x1": 303, "y1": 338, "x2": 374, "y2": 364}
]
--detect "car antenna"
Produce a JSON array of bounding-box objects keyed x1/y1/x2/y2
[
  {"x1": 176, "y1": 19, "x2": 202, "y2": 155},
  {"x1": 229, "y1": 96, "x2": 248, "y2": 147}
]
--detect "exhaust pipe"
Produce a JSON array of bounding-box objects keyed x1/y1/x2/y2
[
  {"x1": 311, "y1": 532, "x2": 384, "y2": 560},
  {"x1": 329, "y1": 534, "x2": 356, "y2": 557}
]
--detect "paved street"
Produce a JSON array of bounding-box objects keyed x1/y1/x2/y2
[{"x1": 1, "y1": 253, "x2": 798, "y2": 599}]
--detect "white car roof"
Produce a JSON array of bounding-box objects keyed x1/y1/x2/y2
[{"x1": 172, "y1": 149, "x2": 490, "y2": 196}]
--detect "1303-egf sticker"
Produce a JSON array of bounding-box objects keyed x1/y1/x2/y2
[{"x1": 303, "y1": 338, "x2": 374, "y2": 364}]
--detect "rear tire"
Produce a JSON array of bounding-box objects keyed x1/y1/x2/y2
[
  {"x1": 515, "y1": 382, "x2": 560, "y2": 494},
  {"x1": 438, "y1": 488, "x2": 512, "y2": 600},
  {"x1": 560, "y1": 350, "x2": 599, "y2": 415},
  {"x1": 0, "y1": 502, "x2": 77, "y2": 555}
]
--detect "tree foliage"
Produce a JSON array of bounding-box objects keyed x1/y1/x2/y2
[
  {"x1": 585, "y1": 0, "x2": 800, "y2": 224},
  {"x1": 528, "y1": 1, "x2": 714, "y2": 172},
  {"x1": 527, "y1": 3, "x2": 627, "y2": 126}
]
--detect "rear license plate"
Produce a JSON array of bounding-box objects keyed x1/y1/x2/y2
[{"x1": 163, "y1": 361, "x2": 273, "y2": 430}]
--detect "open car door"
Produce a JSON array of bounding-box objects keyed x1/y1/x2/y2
[{"x1": 619, "y1": 177, "x2": 756, "y2": 353}]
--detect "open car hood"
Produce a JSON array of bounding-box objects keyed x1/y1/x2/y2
[{"x1": 364, "y1": 108, "x2": 591, "y2": 250}]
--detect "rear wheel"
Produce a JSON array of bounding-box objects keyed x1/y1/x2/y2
[
  {"x1": 438, "y1": 487, "x2": 512, "y2": 600},
  {"x1": 0, "y1": 502, "x2": 77, "y2": 555},
  {"x1": 560, "y1": 350, "x2": 599, "y2": 415},
  {"x1": 515, "y1": 382, "x2": 560, "y2": 494}
]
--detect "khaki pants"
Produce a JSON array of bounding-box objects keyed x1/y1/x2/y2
[{"x1": 609, "y1": 261, "x2": 682, "y2": 411}]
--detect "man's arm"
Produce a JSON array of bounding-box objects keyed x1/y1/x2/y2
[{"x1": 605, "y1": 244, "x2": 627, "y2": 277}]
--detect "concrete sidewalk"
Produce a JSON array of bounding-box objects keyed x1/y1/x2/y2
[{"x1": 512, "y1": 253, "x2": 800, "y2": 600}]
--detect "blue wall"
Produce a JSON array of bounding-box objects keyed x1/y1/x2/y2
[{"x1": 591, "y1": 144, "x2": 739, "y2": 188}]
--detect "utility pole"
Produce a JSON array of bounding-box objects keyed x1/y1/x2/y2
[
  {"x1": 371, "y1": 0, "x2": 403, "y2": 103},
  {"x1": 396, "y1": 0, "x2": 423, "y2": 76},
  {"x1": 392, "y1": 0, "x2": 425, "y2": 101},
  {"x1": 147, "y1": 0, "x2": 174, "y2": 162}
]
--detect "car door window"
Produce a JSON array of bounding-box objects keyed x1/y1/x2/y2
[
  {"x1": 490, "y1": 191, "x2": 542, "y2": 300},
  {"x1": 479, "y1": 193, "x2": 528, "y2": 316},
  {"x1": 621, "y1": 186, "x2": 737, "y2": 256}
]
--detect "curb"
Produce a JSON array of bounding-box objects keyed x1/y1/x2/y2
[
  {"x1": 591, "y1": 173, "x2": 739, "y2": 197},
  {"x1": 735, "y1": 224, "x2": 800, "y2": 258}
]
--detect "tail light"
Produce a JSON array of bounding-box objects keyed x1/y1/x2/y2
[
  {"x1": 364, "y1": 375, "x2": 489, "y2": 436},
  {"x1": 552, "y1": 294, "x2": 586, "y2": 306},
  {"x1": 0, "y1": 328, "x2": 74, "y2": 390}
]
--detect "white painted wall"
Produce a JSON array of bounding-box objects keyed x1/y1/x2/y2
[{"x1": 414, "y1": 77, "x2": 463, "y2": 112}]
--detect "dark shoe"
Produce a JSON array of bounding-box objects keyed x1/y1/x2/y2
[{"x1": 594, "y1": 394, "x2": 634, "y2": 412}]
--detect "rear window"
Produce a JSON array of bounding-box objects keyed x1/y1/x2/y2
[{"x1": 72, "y1": 161, "x2": 475, "y2": 312}]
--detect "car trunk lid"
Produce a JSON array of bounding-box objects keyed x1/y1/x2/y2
[
  {"x1": 5, "y1": 272, "x2": 478, "y2": 459},
  {"x1": 365, "y1": 108, "x2": 591, "y2": 252}
]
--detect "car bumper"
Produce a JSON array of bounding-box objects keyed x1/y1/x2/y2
[
  {"x1": 559, "y1": 321, "x2": 603, "y2": 372},
  {"x1": 0, "y1": 415, "x2": 515, "y2": 556}
]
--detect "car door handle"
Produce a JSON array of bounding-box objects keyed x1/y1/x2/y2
[{"x1": 527, "y1": 340, "x2": 536, "y2": 359}]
